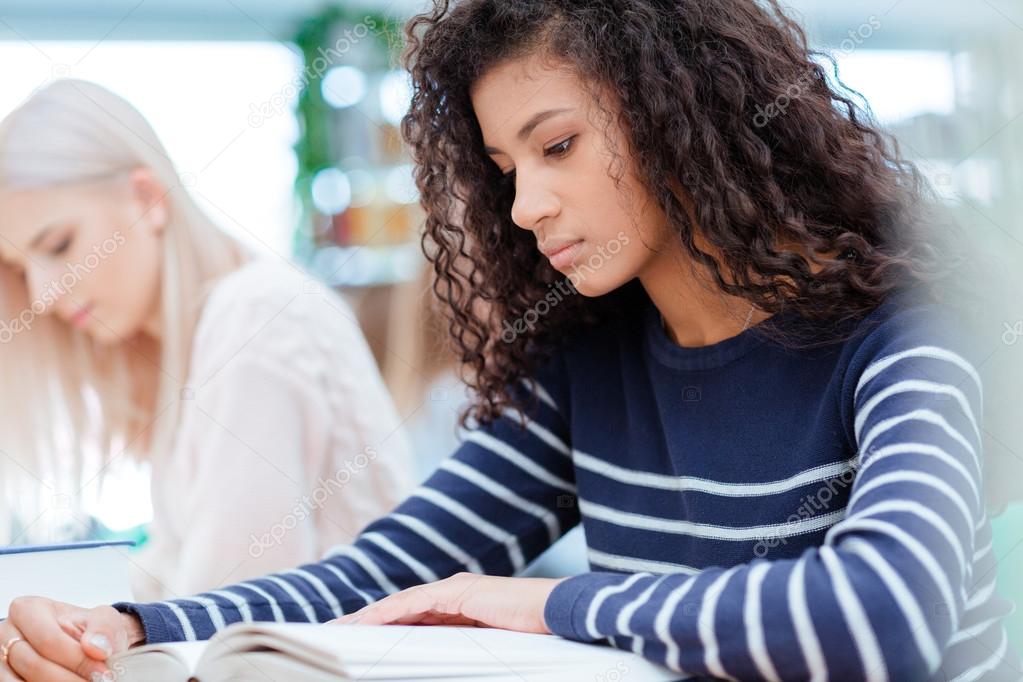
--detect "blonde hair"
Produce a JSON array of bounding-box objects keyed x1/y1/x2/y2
[{"x1": 0, "y1": 79, "x2": 248, "y2": 541}]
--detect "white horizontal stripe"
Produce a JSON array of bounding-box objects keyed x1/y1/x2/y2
[
  {"x1": 442, "y1": 458, "x2": 560, "y2": 543},
  {"x1": 948, "y1": 614, "x2": 1001, "y2": 646},
  {"x1": 701, "y1": 566, "x2": 743, "y2": 681},
  {"x1": 207, "y1": 588, "x2": 253, "y2": 623},
  {"x1": 950, "y1": 628, "x2": 1008, "y2": 682},
  {"x1": 585, "y1": 572, "x2": 648, "y2": 639},
  {"x1": 843, "y1": 537, "x2": 943, "y2": 673},
  {"x1": 855, "y1": 346, "x2": 982, "y2": 404},
  {"x1": 464, "y1": 430, "x2": 575, "y2": 491},
  {"x1": 654, "y1": 576, "x2": 698, "y2": 670},
  {"x1": 236, "y1": 582, "x2": 285, "y2": 622},
  {"x1": 819, "y1": 546, "x2": 887, "y2": 681},
  {"x1": 847, "y1": 470, "x2": 975, "y2": 534},
  {"x1": 184, "y1": 596, "x2": 227, "y2": 632},
  {"x1": 859, "y1": 408, "x2": 980, "y2": 477},
  {"x1": 318, "y1": 562, "x2": 376, "y2": 607},
  {"x1": 788, "y1": 559, "x2": 827, "y2": 682},
  {"x1": 615, "y1": 576, "x2": 663, "y2": 636},
  {"x1": 390, "y1": 513, "x2": 484, "y2": 574},
  {"x1": 265, "y1": 575, "x2": 318, "y2": 622},
  {"x1": 282, "y1": 569, "x2": 343, "y2": 618},
  {"x1": 854, "y1": 379, "x2": 980, "y2": 445},
  {"x1": 838, "y1": 499, "x2": 965, "y2": 572},
  {"x1": 859, "y1": 442, "x2": 979, "y2": 508},
  {"x1": 574, "y1": 449, "x2": 858, "y2": 497},
  {"x1": 581, "y1": 498, "x2": 845, "y2": 540},
  {"x1": 524, "y1": 378, "x2": 558, "y2": 412},
  {"x1": 324, "y1": 545, "x2": 401, "y2": 596},
  {"x1": 161, "y1": 601, "x2": 198, "y2": 641},
  {"x1": 362, "y1": 532, "x2": 440, "y2": 584},
  {"x1": 972, "y1": 537, "x2": 993, "y2": 564},
  {"x1": 413, "y1": 487, "x2": 526, "y2": 572},
  {"x1": 828, "y1": 517, "x2": 958, "y2": 633},
  {"x1": 744, "y1": 562, "x2": 782, "y2": 682},
  {"x1": 587, "y1": 547, "x2": 699, "y2": 575},
  {"x1": 503, "y1": 409, "x2": 570, "y2": 456},
  {"x1": 966, "y1": 573, "x2": 998, "y2": 610}
]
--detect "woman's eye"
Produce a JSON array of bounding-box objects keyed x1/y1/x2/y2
[
  {"x1": 497, "y1": 137, "x2": 574, "y2": 185},
  {"x1": 51, "y1": 237, "x2": 72, "y2": 257},
  {"x1": 544, "y1": 136, "x2": 575, "y2": 158}
]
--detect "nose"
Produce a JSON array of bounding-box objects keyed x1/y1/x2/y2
[{"x1": 509, "y1": 171, "x2": 560, "y2": 232}]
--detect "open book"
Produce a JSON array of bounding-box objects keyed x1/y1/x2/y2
[{"x1": 108, "y1": 622, "x2": 686, "y2": 681}]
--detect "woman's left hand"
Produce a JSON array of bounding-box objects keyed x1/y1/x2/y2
[{"x1": 330, "y1": 574, "x2": 567, "y2": 633}]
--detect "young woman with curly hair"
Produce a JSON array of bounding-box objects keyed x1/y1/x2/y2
[{"x1": 2, "y1": 2, "x2": 1018, "y2": 680}]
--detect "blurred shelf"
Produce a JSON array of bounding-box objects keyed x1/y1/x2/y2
[{"x1": 309, "y1": 242, "x2": 421, "y2": 288}]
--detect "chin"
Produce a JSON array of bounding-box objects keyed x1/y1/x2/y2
[
  {"x1": 84, "y1": 321, "x2": 134, "y2": 345},
  {"x1": 86, "y1": 328, "x2": 124, "y2": 345},
  {"x1": 565, "y1": 270, "x2": 620, "y2": 298}
]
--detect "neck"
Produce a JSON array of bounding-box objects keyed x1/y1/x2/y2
[{"x1": 638, "y1": 238, "x2": 767, "y2": 348}]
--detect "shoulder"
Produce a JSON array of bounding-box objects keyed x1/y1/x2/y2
[
  {"x1": 189, "y1": 258, "x2": 368, "y2": 377},
  {"x1": 200, "y1": 258, "x2": 313, "y2": 313},
  {"x1": 841, "y1": 288, "x2": 985, "y2": 405}
]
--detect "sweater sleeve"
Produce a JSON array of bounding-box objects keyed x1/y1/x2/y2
[
  {"x1": 542, "y1": 305, "x2": 988, "y2": 680},
  {"x1": 114, "y1": 361, "x2": 580, "y2": 644}
]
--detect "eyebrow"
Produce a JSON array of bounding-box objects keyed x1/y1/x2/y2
[
  {"x1": 28, "y1": 225, "x2": 55, "y2": 250},
  {"x1": 483, "y1": 107, "x2": 574, "y2": 154},
  {"x1": 0, "y1": 224, "x2": 46, "y2": 266}
]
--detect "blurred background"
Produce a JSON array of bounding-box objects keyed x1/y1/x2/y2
[{"x1": 0, "y1": 0, "x2": 1020, "y2": 640}]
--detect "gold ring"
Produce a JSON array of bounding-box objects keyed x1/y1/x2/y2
[{"x1": 1, "y1": 636, "x2": 25, "y2": 667}]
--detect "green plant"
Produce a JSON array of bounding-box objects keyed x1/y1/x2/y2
[{"x1": 291, "y1": 5, "x2": 403, "y2": 257}]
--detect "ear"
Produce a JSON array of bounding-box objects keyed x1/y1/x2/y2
[{"x1": 126, "y1": 167, "x2": 170, "y2": 235}]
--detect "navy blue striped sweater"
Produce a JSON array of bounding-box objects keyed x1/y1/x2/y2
[{"x1": 117, "y1": 289, "x2": 1021, "y2": 681}]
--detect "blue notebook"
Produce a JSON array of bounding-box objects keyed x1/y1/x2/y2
[{"x1": 0, "y1": 540, "x2": 136, "y2": 618}]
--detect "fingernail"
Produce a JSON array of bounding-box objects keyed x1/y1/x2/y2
[{"x1": 88, "y1": 634, "x2": 112, "y2": 656}]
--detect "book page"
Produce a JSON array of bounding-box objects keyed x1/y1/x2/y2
[
  {"x1": 207, "y1": 623, "x2": 681, "y2": 680},
  {"x1": 109, "y1": 641, "x2": 207, "y2": 681}
]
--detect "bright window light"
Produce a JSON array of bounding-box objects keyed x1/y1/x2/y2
[{"x1": 0, "y1": 40, "x2": 302, "y2": 258}]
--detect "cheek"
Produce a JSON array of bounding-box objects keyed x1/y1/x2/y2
[
  {"x1": 567, "y1": 193, "x2": 667, "y2": 295},
  {"x1": 92, "y1": 231, "x2": 162, "y2": 329}
]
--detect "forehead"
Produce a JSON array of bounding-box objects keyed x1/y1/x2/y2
[
  {"x1": 470, "y1": 54, "x2": 586, "y2": 141},
  {"x1": 0, "y1": 185, "x2": 85, "y2": 261}
]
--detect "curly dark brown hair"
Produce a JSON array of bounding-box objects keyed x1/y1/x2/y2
[{"x1": 399, "y1": 0, "x2": 978, "y2": 429}]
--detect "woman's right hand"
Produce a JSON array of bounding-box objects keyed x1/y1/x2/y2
[{"x1": 1, "y1": 596, "x2": 145, "y2": 681}]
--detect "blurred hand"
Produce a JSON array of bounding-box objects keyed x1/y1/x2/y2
[
  {"x1": 330, "y1": 573, "x2": 565, "y2": 633},
  {"x1": 0, "y1": 596, "x2": 145, "y2": 681}
]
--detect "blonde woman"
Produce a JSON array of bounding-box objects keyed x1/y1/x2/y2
[{"x1": 0, "y1": 79, "x2": 413, "y2": 601}]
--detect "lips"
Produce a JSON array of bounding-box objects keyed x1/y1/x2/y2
[
  {"x1": 541, "y1": 240, "x2": 584, "y2": 269},
  {"x1": 67, "y1": 304, "x2": 93, "y2": 327}
]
